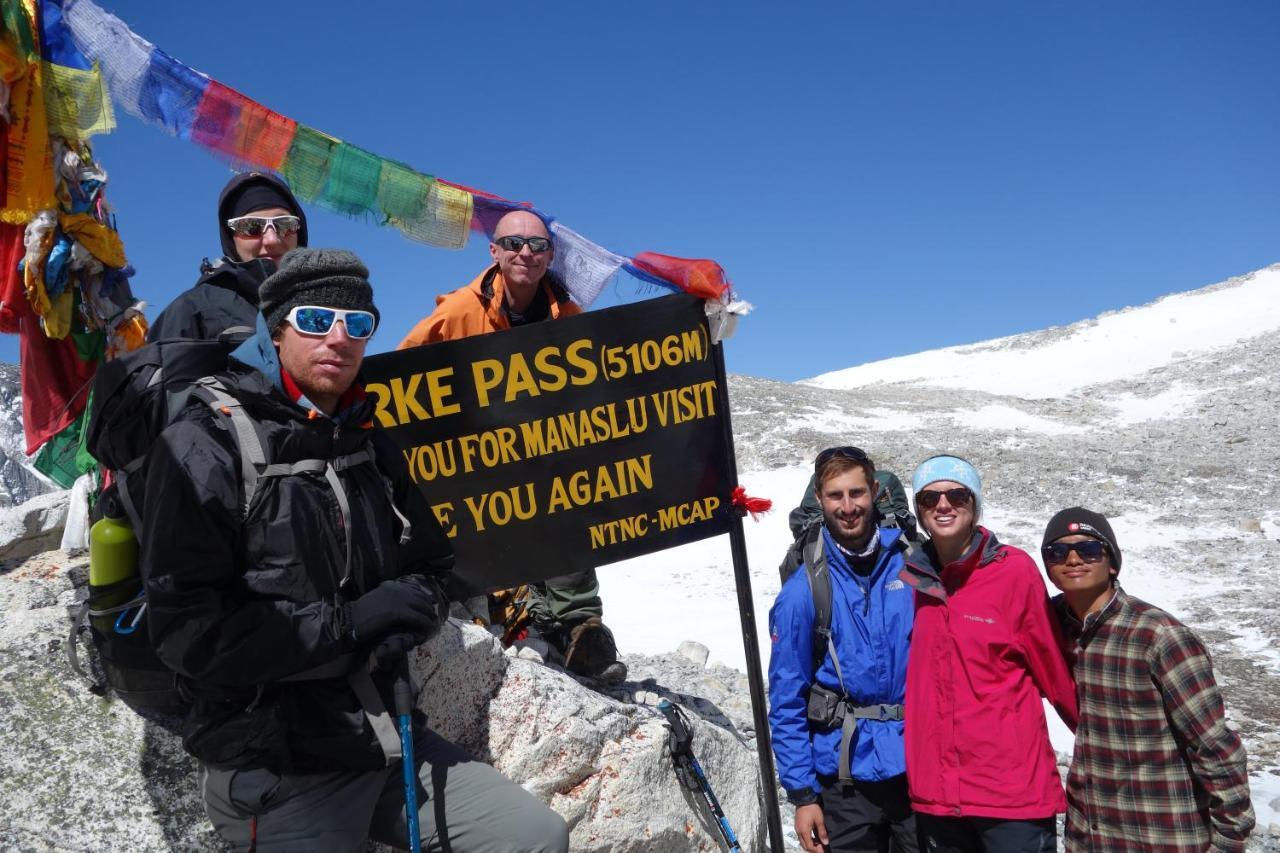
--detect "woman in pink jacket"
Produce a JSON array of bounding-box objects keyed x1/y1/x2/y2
[{"x1": 899, "y1": 455, "x2": 1077, "y2": 852}]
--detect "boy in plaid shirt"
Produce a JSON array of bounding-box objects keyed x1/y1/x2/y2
[{"x1": 1042, "y1": 507, "x2": 1254, "y2": 852}]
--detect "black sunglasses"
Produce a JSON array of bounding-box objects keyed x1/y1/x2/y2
[
  {"x1": 916, "y1": 487, "x2": 973, "y2": 510},
  {"x1": 494, "y1": 235, "x2": 552, "y2": 253},
  {"x1": 814, "y1": 446, "x2": 869, "y2": 473},
  {"x1": 1041, "y1": 540, "x2": 1108, "y2": 565}
]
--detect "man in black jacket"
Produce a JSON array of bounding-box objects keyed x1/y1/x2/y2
[
  {"x1": 148, "y1": 172, "x2": 308, "y2": 341},
  {"x1": 142, "y1": 248, "x2": 569, "y2": 851}
]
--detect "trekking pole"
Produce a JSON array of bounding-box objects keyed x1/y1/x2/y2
[
  {"x1": 394, "y1": 660, "x2": 421, "y2": 853},
  {"x1": 657, "y1": 698, "x2": 742, "y2": 853}
]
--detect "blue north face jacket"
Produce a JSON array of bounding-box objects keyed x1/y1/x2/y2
[{"x1": 767, "y1": 526, "x2": 914, "y2": 797}]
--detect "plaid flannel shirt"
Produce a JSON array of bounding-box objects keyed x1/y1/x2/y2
[{"x1": 1056, "y1": 587, "x2": 1254, "y2": 852}]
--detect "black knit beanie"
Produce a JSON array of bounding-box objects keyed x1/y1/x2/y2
[
  {"x1": 1041, "y1": 507, "x2": 1122, "y2": 571},
  {"x1": 259, "y1": 248, "x2": 379, "y2": 334},
  {"x1": 218, "y1": 172, "x2": 309, "y2": 258}
]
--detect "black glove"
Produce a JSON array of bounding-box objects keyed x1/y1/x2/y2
[
  {"x1": 348, "y1": 575, "x2": 447, "y2": 644},
  {"x1": 371, "y1": 631, "x2": 429, "y2": 671}
]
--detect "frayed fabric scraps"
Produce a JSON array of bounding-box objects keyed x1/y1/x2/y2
[{"x1": 59, "y1": 211, "x2": 126, "y2": 268}]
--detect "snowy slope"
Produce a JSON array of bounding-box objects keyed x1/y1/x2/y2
[{"x1": 804, "y1": 265, "x2": 1280, "y2": 398}]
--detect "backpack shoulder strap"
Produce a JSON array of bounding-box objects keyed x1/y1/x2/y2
[
  {"x1": 804, "y1": 537, "x2": 847, "y2": 695},
  {"x1": 190, "y1": 378, "x2": 269, "y2": 518}
]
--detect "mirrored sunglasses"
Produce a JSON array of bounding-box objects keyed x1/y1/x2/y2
[
  {"x1": 284, "y1": 306, "x2": 377, "y2": 339},
  {"x1": 226, "y1": 214, "x2": 301, "y2": 238},
  {"x1": 493, "y1": 235, "x2": 551, "y2": 253},
  {"x1": 1041, "y1": 540, "x2": 1108, "y2": 565},
  {"x1": 916, "y1": 487, "x2": 973, "y2": 510}
]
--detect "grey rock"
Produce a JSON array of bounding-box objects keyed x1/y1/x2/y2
[
  {"x1": 0, "y1": 490, "x2": 69, "y2": 562},
  {"x1": 676, "y1": 640, "x2": 710, "y2": 668},
  {"x1": 0, "y1": 555, "x2": 766, "y2": 851},
  {"x1": 412, "y1": 623, "x2": 767, "y2": 852}
]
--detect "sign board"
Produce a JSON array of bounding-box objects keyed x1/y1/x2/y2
[{"x1": 363, "y1": 293, "x2": 734, "y2": 591}]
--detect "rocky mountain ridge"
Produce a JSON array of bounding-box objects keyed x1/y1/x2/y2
[{"x1": 0, "y1": 363, "x2": 53, "y2": 509}]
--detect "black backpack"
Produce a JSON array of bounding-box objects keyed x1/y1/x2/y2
[
  {"x1": 68, "y1": 330, "x2": 254, "y2": 712},
  {"x1": 70, "y1": 331, "x2": 413, "y2": 763}
]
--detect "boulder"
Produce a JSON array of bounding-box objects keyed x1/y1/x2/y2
[
  {"x1": 412, "y1": 622, "x2": 767, "y2": 851},
  {"x1": 0, "y1": 551, "x2": 767, "y2": 851},
  {"x1": 0, "y1": 490, "x2": 69, "y2": 563}
]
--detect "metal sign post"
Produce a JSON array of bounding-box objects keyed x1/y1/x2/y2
[{"x1": 712, "y1": 341, "x2": 785, "y2": 853}]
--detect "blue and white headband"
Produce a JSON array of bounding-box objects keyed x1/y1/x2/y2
[{"x1": 912, "y1": 455, "x2": 982, "y2": 503}]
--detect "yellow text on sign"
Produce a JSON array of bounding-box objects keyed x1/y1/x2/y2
[
  {"x1": 470, "y1": 340, "x2": 597, "y2": 408},
  {"x1": 367, "y1": 368, "x2": 462, "y2": 428},
  {"x1": 587, "y1": 495, "x2": 722, "y2": 550}
]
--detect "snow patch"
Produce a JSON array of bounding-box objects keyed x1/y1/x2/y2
[
  {"x1": 1108, "y1": 383, "x2": 1202, "y2": 425},
  {"x1": 947, "y1": 404, "x2": 1084, "y2": 435}
]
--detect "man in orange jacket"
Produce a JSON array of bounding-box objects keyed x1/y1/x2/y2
[{"x1": 398, "y1": 210, "x2": 627, "y2": 684}]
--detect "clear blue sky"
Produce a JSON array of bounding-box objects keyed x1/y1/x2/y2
[{"x1": 6, "y1": 1, "x2": 1277, "y2": 381}]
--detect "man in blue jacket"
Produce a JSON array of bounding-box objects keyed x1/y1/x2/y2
[{"x1": 768, "y1": 446, "x2": 917, "y2": 852}]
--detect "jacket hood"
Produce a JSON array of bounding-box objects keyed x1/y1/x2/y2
[
  {"x1": 197, "y1": 256, "x2": 276, "y2": 307},
  {"x1": 217, "y1": 172, "x2": 309, "y2": 258},
  {"x1": 230, "y1": 314, "x2": 285, "y2": 391}
]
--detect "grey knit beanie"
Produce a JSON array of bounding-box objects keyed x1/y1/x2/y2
[{"x1": 259, "y1": 248, "x2": 379, "y2": 334}]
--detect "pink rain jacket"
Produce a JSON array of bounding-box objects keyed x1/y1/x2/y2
[{"x1": 899, "y1": 527, "x2": 1078, "y2": 819}]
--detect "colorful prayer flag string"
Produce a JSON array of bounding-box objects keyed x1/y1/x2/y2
[{"x1": 56, "y1": 0, "x2": 734, "y2": 307}]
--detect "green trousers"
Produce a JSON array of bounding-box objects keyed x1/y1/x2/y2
[{"x1": 526, "y1": 567, "x2": 603, "y2": 630}]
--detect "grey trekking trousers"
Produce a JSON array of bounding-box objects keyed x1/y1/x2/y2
[{"x1": 200, "y1": 729, "x2": 569, "y2": 852}]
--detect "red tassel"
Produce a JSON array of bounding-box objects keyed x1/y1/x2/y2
[{"x1": 731, "y1": 486, "x2": 772, "y2": 520}]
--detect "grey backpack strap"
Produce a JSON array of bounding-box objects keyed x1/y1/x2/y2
[
  {"x1": 805, "y1": 540, "x2": 847, "y2": 696},
  {"x1": 323, "y1": 463, "x2": 354, "y2": 587},
  {"x1": 838, "y1": 712, "x2": 858, "y2": 784},
  {"x1": 347, "y1": 664, "x2": 404, "y2": 765},
  {"x1": 837, "y1": 703, "x2": 905, "y2": 784},
  {"x1": 277, "y1": 651, "x2": 403, "y2": 765},
  {"x1": 380, "y1": 475, "x2": 413, "y2": 546},
  {"x1": 193, "y1": 379, "x2": 269, "y2": 516},
  {"x1": 255, "y1": 447, "x2": 376, "y2": 588},
  {"x1": 279, "y1": 652, "x2": 358, "y2": 683},
  {"x1": 115, "y1": 458, "x2": 146, "y2": 536},
  {"x1": 67, "y1": 600, "x2": 97, "y2": 686}
]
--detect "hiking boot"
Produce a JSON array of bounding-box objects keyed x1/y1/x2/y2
[{"x1": 562, "y1": 617, "x2": 628, "y2": 684}]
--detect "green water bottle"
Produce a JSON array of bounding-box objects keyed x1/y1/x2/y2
[{"x1": 88, "y1": 515, "x2": 139, "y2": 632}]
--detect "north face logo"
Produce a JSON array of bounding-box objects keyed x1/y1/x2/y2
[{"x1": 885, "y1": 579, "x2": 905, "y2": 591}]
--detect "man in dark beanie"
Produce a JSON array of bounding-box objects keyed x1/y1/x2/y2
[
  {"x1": 1042, "y1": 507, "x2": 1253, "y2": 852},
  {"x1": 149, "y1": 171, "x2": 309, "y2": 341},
  {"x1": 141, "y1": 247, "x2": 569, "y2": 851}
]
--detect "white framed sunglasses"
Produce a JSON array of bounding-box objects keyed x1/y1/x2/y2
[
  {"x1": 226, "y1": 214, "x2": 302, "y2": 238},
  {"x1": 284, "y1": 305, "x2": 377, "y2": 339}
]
